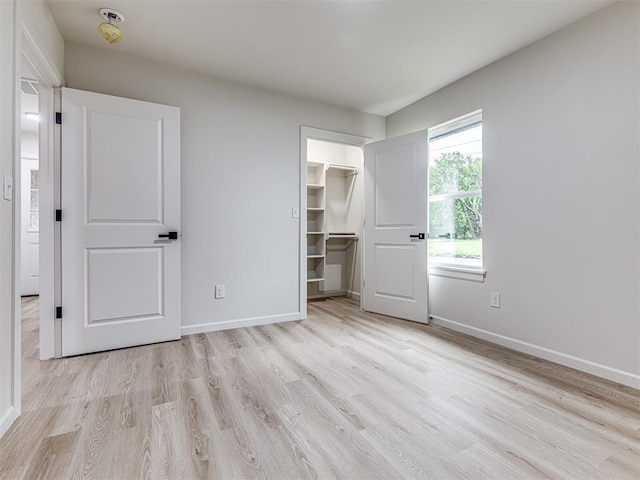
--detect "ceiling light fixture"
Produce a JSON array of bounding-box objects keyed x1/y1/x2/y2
[
  {"x1": 97, "y1": 8, "x2": 125, "y2": 44},
  {"x1": 25, "y1": 112, "x2": 40, "y2": 121}
]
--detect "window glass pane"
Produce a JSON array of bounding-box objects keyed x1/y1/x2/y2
[
  {"x1": 429, "y1": 196, "x2": 482, "y2": 262},
  {"x1": 30, "y1": 189, "x2": 39, "y2": 210},
  {"x1": 429, "y1": 124, "x2": 482, "y2": 195},
  {"x1": 30, "y1": 169, "x2": 39, "y2": 189},
  {"x1": 429, "y1": 115, "x2": 482, "y2": 267},
  {"x1": 28, "y1": 211, "x2": 39, "y2": 232}
]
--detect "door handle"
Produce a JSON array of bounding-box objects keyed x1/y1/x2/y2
[
  {"x1": 409, "y1": 233, "x2": 425, "y2": 240},
  {"x1": 158, "y1": 231, "x2": 178, "y2": 240}
]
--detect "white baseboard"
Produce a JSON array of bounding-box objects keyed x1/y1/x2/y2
[
  {"x1": 348, "y1": 290, "x2": 361, "y2": 300},
  {"x1": 430, "y1": 315, "x2": 640, "y2": 389},
  {"x1": 0, "y1": 406, "x2": 15, "y2": 439},
  {"x1": 181, "y1": 312, "x2": 301, "y2": 336}
]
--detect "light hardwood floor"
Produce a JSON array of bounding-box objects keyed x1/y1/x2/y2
[{"x1": 1, "y1": 296, "x2": 638, "y2": 479}]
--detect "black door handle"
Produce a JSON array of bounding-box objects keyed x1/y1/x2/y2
[
  {"x1": 409, "y1": 233, "x2": 425, "y2": 240},
  {"x1": 159, "y1": 231, "x2": 178, "y2": 240}
]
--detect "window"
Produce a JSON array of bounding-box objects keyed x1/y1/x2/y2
[{"x1": 428, "y1": 111, "x2": 482, "y2": 271}]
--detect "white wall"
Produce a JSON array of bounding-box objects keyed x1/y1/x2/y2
[
  {"x1": 19, "y1": 0, "x2": 64, "y2": 81},
  {"x1": 0, "y1": 0, "x2": 17, "y2": 438},
  {"x1": 21, "y1": 131, "x2": 38, "y2": 158},
  {"x1": 387, "y1": 2, "x2": 640, "y2": 385},
  {"x1": 64, "y1": 43, "x2": 385, "y2": 332}
]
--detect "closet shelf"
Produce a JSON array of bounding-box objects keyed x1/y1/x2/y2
[
  {"x1": 326, "y1": 164, "x2": 359, "y2": 176},
  {"x1": 307, "y1": 273, "x2": 324, "y2": 282},
  {"x1": 326, "y1": 232, "x2": 359, "y2": 240},
  {"x1": 307, "y1": 207, "x2": 324, "y2": 212},
  {"x1": 307, "y1": 254, "x2": 324, "y2": 259},
  {"x1": 307, "y1": 184, "x2": 324, "y2": 190},
  {"x1": 307, "y1": 231, "x2": 325, "y2": 235}
]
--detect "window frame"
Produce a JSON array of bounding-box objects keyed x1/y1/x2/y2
[{"x1": 427, "y1": 110, "x2": 486, "y2": 282}]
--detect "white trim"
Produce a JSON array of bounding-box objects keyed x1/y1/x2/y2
[
  {"x1": 429, "y1": 189, "x2": 482, "y2": 202},
  {"x1": 20, "y1": 17, "x2": 64, "y2": 88},
  {"x1": 0, "y1": 406, "x2": 15, "y2": 438},
  {"x1": 348, "y1": 290, "x2": 361, "y2": 300},
  {"x1": 429, "y1": 265, "x2": 486, "y2": 282},
  {"x1": 428, "y1": 109, "x2": 482, "y2": 140},
  {"x1": 12, "y1": 0, "x2": 21, "y2": 423},
  {"x1": 37, "y1": 87, "x2": 56, "y2": 360},
  {"x1": 181, "y1": 312, "x2": 301, "y2": 336},
  {"x1": 430, "y1": 314, "x2": 640, "y2": 389}
]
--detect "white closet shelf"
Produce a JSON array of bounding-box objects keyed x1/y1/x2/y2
[
  {"x1": 307, "y1": 254, "x2": 325, "y2": 259},
  {"x1": 326, "y1": 232, "x2": 359, "y2": 240},
  {"x1": 307, "y1": 274, "x2": 324, "y2": 282},
  {"x1": 307, "y1": 161, "x2": 324, "y2": 168},
  {"x1": 326, "y1": 164, "x2": 359, "y2": 175},
  {"x1": 307, "y1": 207, "x2": 324, "y2": 211},
  {"x1": 307, "y1": 231, "x2": 325, "y2": 235},
  {"x1": 307, "y1": 184, "x2": 324, "y2": 190}
]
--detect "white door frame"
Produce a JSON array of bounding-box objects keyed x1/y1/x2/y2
[
  {"x1": 299, "y1": 127, "x2": 368, "y2": 318},
  {"x1": 9, "y1": 4, "x2": 65, "y2": 427},
  {"x1": 21, "y1": 15, "x2": 64, "y2": 362}
]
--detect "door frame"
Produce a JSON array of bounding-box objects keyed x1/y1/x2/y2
[
  {"x1": 299, "y1": 126, "x2": 368, "y2": 318},
  {"x1": 22, "y1": 30, "x2": 64, "y2": 362}
]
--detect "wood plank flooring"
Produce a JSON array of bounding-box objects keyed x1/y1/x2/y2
[{"x1": 1, "y1": 296, "x2": 638, "y2": 479}]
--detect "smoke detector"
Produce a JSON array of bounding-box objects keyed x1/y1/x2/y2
[
  {"x1": 99, "y1": 8, "x2": 125, "y2": 24},
  {"x1": 97, "y1": 8, "x2": 125, "y2": 44}
]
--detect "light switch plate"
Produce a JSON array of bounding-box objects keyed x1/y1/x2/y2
[{"x1": 3, "y1": 174, "x2": 13, "y2": 201}]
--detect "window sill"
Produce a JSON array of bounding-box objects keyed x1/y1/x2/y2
[{"x1": 429, "y1": 264, "x2": 486, "y2": 283}]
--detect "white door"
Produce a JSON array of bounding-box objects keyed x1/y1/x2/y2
[
  {"x1": 363, "y1": 131, "x2": 428, "y2": 323},
  {"x1": 21, "y1": 158, "x2": 39, "y2": 296},
  {"x1": 61, "y1": 87, "x2": 181, "y2": 356}
]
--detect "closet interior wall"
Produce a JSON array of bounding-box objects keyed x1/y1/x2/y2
[{"x1": 306, "y1": 139, "x2": 363, "y2": 299}]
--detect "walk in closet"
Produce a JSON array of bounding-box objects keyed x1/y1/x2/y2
[{"x1": 306, "y1": 138, "x2": 364, "y2": 299}]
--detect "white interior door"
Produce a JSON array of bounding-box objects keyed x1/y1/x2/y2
[
  {"x1": 61, "y1": 87, "x2": 181, "y2": 356},
  {"x1": 21, "y1": 158, "x2": 39, "y2": 296},
  {"x1": 363, "y1": 131, "x2": 428, "y2": 323}
]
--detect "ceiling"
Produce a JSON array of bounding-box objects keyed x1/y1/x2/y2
[{"x1": 46, "y1": 0, "x2": 613, "y2": 116}]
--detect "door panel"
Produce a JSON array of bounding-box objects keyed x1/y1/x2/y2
[
  {"x1": 61, "y1": 87, "x2": 181, "y2": 356},
  {"x1": 373, "y1": 145, "x2": 417, "y2": 227},
  {"x1": 86, "y1": 247, "x2": 163, "y2": 323},
  {"x1": 363, "y1": 131, "x2": 428, "y2": 323},
  {"x1": 374, "y1": 244, "x2": 416, "y2": 299},
  {"x1": 87, "y1": 112, "x2": 163, "y2": 223}
]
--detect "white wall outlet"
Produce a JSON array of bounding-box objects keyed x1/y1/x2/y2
[
  {"x1": 490, "y1": 291, "x2": 501, "y2": 308},
  {"x1": 215, "y1": 284, "x2": 225, "y2": 299},
  {"x1": 292, "y1": 207, "x2": 299, "y2": 218}
]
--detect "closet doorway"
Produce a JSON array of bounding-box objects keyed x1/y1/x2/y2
[{"x1": 300, "y1": 127, "x2": 367, "y2": 316}]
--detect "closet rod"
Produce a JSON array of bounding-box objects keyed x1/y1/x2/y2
[{"x1": 326, "y1": 232, "x2": 359, "y2": 240}]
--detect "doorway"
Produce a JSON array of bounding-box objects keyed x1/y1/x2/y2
[
  {"x1": 20, "y1": 78, "x2": 40, "y2": 298},
  {"x1": 299, "y1": 127, "x2": 368, "y2": 318}
]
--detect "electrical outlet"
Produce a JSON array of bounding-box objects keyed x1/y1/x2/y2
[
  {"x1": 215, "y1": 284, "x2": 225, "y2": 299},
  {"x1": 490, "y1": 291, "x2": 501, "y2": 308}
]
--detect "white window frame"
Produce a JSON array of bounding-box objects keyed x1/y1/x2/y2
[{"x1": 428, "y1": 110, "x2": 486, "y2": 282}]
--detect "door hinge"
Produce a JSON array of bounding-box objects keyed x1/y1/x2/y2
[
  {"x1": 55, "y1": 112, "x2": 62, "y2": 125},
  {"x1": 55, "y1": 306, "x2": 62, "y2": 319},
  {"x1": 55, "y1": 209, "x2": 62, "y2": 221}
]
